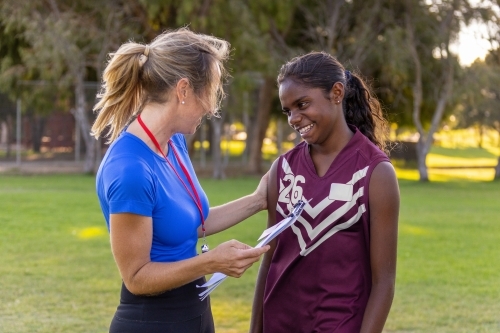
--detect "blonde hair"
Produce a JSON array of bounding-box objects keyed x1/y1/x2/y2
[{"x1": 91, "y1": 28, "x2": 230, "y2": 142}]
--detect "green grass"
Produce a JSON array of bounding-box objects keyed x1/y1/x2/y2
[
  {"x1": 387, "y1": 180, "x2": 500, "y2": 333},
  {"x1": 1, "y1": 157, "x2": 499, "y2": 332}
]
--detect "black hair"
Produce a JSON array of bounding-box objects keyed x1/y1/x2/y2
[{"x1": 277, "y1": 51, "x2": 389, "y2": 154}]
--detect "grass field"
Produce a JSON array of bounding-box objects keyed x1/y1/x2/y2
[{"x1": 0, "y1": 147, "x2": 499, "y2": 332}]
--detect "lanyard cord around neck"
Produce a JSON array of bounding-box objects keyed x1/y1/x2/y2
[{"x1": 137, "y1": 114, "x2": 208, "y2": 249}]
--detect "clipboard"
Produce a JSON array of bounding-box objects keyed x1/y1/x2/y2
[{"x1": 197, "y1": 200, "x2": 306, "y2": 300}]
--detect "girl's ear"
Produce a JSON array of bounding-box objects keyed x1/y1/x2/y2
[{"x1": 329, "y1": 82, "x2": 345, "y2": 104}]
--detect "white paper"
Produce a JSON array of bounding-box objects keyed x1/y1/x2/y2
[
  {"x1": 196, "y1": 272, "x2": 227, "y2": 288},
  {"x1": 197, "y1": 200, "x2": 306, "y2": 300}
]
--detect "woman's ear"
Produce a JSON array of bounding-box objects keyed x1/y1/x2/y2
[
  {"x1": 329, "y1": 82, "x2": 345, "y2": 104},
  {"x1": 176, "y1": 78, "x2": 190, "y2": 103}
]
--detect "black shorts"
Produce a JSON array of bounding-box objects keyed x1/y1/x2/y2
[{"x1": 109, "y1": 278, "x2": 214, "y2": 333}]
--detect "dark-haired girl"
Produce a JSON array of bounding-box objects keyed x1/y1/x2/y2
[{"x1": 250, "y1": 51, "x2": 399, "y2": 333}]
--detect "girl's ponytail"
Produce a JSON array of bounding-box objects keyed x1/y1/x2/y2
[{"x1": 343, "y1": 71, "x2": 389, "y2": 154}]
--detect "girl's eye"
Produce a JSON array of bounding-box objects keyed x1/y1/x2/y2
[{"x1": 298, "y1": 102, "x2": 308, "y2": 109}]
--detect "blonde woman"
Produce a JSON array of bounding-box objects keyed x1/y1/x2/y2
[{"x1": 92, "y1": 28, "x2": 269, "y2": 333}]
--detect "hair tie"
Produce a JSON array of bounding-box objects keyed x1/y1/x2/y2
[
  {"x1": 139, "y1": 45, "x2": 150, "y2": 67},
  {"x1": 345, "y1": 70, "x2": 351, "y2": 82}
]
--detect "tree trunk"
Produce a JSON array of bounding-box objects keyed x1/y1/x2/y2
[
  {"x1": 477, "y1": 125, "x2": 484, "y2": 148},
  {"x1": 243, "y1": 90, "x2": 255, "y2": 166},
  {"x1": 211, "y1": 116, "x2": 225, "y2": 179},
  {"x1": 31, "y1": 114, "x2": 46, "y2": 153},
  {"x1": 5, "y1": 115, "x2": 13, "y2": 157},
  {"x1": 495, "y1": 156, "x2": 500, "y2": 180},
  {"x1": 406, "y1": 10, "x2": 454, "y2": 182},
  {"x1": 495, "y1": 129, "x2": 500, "y2": 181},
  {"x1": 200, "y1": 123, "x2": 207, "y2": 169},
  {"x1": 185, "y1": 131, "x2": 198, "y2": 157},
  {"x1": 276, "y1": 118, "x2": 283, "y2": 155},
  {"x1": 73, "y1": 73, "x2": 96, "y2": 173},
  {"x1": 94, "y1": 137, "x2": 103, "y2": 174},
  {"x1": 416, "y1": 140, "x2": 429, "y2": 182},
  {"x1": 246, "y1": 77, "x2": 275, "y2": 174}
]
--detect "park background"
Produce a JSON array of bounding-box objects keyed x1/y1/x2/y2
[{"x1": 0, "y1": 0, "x2": 499, "y2": 332}]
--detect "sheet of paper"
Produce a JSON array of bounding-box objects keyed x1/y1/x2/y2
[
  {"x1": 197, "y1": 200, "x2": 306, "y2": 300},
  {"x1": 196, "y1": 272, "x2": 227, "y2": 288},
  {"x1": 257, "y1": 219, "x2": 286, "y2": 241}
]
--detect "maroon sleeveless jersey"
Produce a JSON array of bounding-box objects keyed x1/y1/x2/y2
[{"x1": 263, "y1": 127, "x2": 389, "y2": 333}]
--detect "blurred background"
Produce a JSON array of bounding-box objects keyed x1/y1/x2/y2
[
  {"x1": 0, "y1": 0, "x2": 499, "y2": 181},
  {"x1": 1, "y1": 2, "x2": 500, "y2": 333}
]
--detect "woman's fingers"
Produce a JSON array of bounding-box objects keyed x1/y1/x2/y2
[{"x1": 211, "y1": 241, "x2": 270, "y2": 277}]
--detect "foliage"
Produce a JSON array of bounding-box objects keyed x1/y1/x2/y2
[
  {"x1": 454, "y1": 60, "x2": 500, "y2": 131},
  {"x1": 0, "y1": 0, "x2": 499, "y2": 175}
]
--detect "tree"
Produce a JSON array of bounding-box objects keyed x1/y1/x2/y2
[
  {"x1": 403, "y1": 0, "x2": 475, "y2": 182},
  {"x1": 455, "y1": 60, "x2": 500, "y2": 144},
  {"x1": 288, "y1": 0, "x2": 427, "y2": 147},
  {"x1": 0, "y1": 0, "x2": 144, "y2": 172},
  {"x1": 479, "y1": 0, "x2": 500, "y2": 179},
  {"x1": 140, "y1": 0, "x2": 304, "y2": 175}
]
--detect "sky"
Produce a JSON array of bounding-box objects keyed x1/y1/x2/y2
[{"x1": 452, "y1": 21, "x2": 492, "y2": 66}]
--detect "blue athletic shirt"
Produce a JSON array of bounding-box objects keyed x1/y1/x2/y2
[{"x1": 96, "y1": 131, "x2": 209, "y2": 263}]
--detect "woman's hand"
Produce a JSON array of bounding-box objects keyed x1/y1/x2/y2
[{"x1": 205, "y1": 240, "x2": 270, "y2": 278}]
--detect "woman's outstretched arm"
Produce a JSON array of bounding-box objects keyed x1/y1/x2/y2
[{"x1": 202, "y1": 172, "x2": 269, "y2": 237}]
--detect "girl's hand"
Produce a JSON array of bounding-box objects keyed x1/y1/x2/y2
[{"x1": 254, "y1": 171, "x2": 269, "y2": 211}]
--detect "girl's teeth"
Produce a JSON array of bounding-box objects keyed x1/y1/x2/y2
[{"x1": 299, "y1": 124, "x2": 313, "y2": 134}]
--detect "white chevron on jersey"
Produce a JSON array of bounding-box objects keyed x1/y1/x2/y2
[
  {"x1": 276, "y1": 165, "x2": 368, "y2": 221},
  {"x1": 296, "y1": 187, "x2": 364, "y2": 239},
  {"x1": 276, "y1": 159, "x2": 370, "y2": 256},
  {"x1": 282, "y1": 157, "x2": 293, "y2": 175},
  {"x1": 276, "y1": 203, "x2": 287, "y2": 219},
  {"x1": 293, "y1": 204, "x2": 366, "y2": 256},
  {"x1": 302, "y1": 166, "x2": 368, "y2": 218}
]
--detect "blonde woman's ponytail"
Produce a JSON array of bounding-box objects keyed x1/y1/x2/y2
[
  {"x1": 91, "y1": 43, "x2": 147, "y2": 142},
  {"x1": 92, "y1": 28, "x2": 230, "y2": 143}
]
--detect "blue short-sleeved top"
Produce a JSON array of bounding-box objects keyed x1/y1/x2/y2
[{"x1": 96, "y1": 132, "x2": 209, "y2": 262}]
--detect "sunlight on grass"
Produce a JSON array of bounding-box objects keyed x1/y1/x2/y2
[
  {"x1": 394, "y1": 167, "x2": 420, "y2": 181},
  {"x1": 211, "y1": 299, "x2": 252, "y2": 333},
  {"x1": 484, "y1": 146, "x2": 500, "y2": 157},
  {"x1": 427, "y1": 153, "x2": 496, "y2": 168},
  {"x1": 399, "y1": 224, "x2": 434, "y2": 236},
  {"x1": 192, "y1": 139, "x2": 297, "y2": 159},
  {"x1": 73, "y1": 226, "x2": 106, "y2": 239},
  {"x1": 395, "y1": 165, "x2": 495, "y2": 182},
  {"x1": 393, "y1": 136, "x2": 498, "y2": 181},
  {"x1": 429, "y1": 168, "x2": 495, "y2": 181}
]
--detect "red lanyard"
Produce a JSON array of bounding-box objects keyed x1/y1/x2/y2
[{"x1": 137, "y1": 115, "x2": 208, "y2": 248}]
